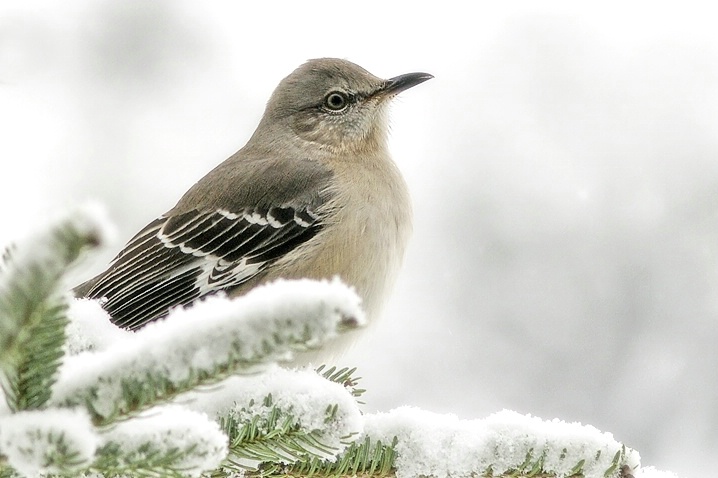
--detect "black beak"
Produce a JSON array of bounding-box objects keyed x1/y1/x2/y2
[{"x1": 377, "y1": 71, "x2": 434, "y2": 97}]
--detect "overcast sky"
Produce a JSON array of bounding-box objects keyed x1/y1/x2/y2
[{"x1": 2, "y1": 2, "x2": 717, "y2": 476}]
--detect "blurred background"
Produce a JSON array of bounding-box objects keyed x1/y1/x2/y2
[{"x1": 1, "y1": 1, "x2": 716, "y2": 476}]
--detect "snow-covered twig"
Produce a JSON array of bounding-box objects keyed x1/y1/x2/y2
[
  {"x1": 51, "y1": 278, "x2": 364, "y2": 424},
  {"x1": 0, "y1": 408, "x2": 98, "y2": 477},
  {"x1": 94, "y1": 405, "x2": 227, "y2": 478},
  {"x1": 362, "y1": 407, "x2": 640, "y2": 478},
  {"x1": 0, "y1": 206, "x2": 684, "y2": 478},
  {"x1": 178, "y1": 367, "x2": 363, "y2": 470},
  {"x1": 0, "y1": 203, "x2": 111, "y2": 412}
]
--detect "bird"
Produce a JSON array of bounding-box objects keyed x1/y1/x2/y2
[{"x1": 75, "y1": 58, "x2": 433, "y2": 332}]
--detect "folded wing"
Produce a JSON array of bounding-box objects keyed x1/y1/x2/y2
[{"x1": 81, "y1": 205, "x2": 321, "y2": 330}]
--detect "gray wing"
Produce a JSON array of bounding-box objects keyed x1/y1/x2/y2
[
  {"x1": 79, "y1": 205, "x2": 322, "y2": 330},
  {"x1": 76, "y1": 153, "x2": 334, "y2": 330}
]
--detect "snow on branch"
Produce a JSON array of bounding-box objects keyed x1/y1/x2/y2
[
  {"x1": 64, "y1": 299, "x2": 132, "y2": 355},
  {"x1": 177, "y1": 367, "x2": 363, "y2": 470},
  {"x1": 0, "y1": 408, "x2": 98, "y2": 477},
  {"x1": 362, "y1": 407, "x2": 641, "y2": 478},
  {"x1": 0, "y1": 203, "x2": 111, "y2": 412},
  {"x1": 93, "y1": 405, "x2": 227, "y2": 477},
  {"x1": 0, "y1": 206, "x2": 684, "y2": 478},
  {"x1": 51, "y1": 278, "x2": 364, "y2": 424}
]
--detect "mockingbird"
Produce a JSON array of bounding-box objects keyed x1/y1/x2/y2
[{"x1": 76, "y1": 58, "x2": 432, "y2": 332}]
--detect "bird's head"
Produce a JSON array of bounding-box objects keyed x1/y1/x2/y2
[{"x1": 256, "y1": 58, "x2": 433, "y2": 154}]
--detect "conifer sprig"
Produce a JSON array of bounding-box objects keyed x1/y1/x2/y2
[{"x1": 0, "y1": 207, "x2": 107, "y2": 412}]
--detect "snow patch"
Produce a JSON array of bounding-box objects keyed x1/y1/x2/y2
[
  {"x1": 51, "y1": 278, "x2": 363, "y2": 419},
  {"x1": 0, "y1": 408, "x2": 98, "y2": 478},
  {"x1": 61, "y1": 201, "x2": 117, "y2": 250},
  {"x1": 0, "y1": 202, "x2": 115, "y2": 277},
  {"x1": 363, "y1": 407, "x2": 641, "y2": 478},
  {"x1": 178, "y1": 366, "x2": 363, "y2": 461},
  {"x1": 101, "y1": 405, "x2": 227, "y2": 477},
  {"x1": 65, "y1": 298, "x2": 132, "y2": 354}
]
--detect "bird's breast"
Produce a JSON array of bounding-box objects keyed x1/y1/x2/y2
[{"x1": 314, "y1": 156, "x2": 412, "y2": 318}]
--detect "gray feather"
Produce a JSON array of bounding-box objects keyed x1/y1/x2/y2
[{"x1": 76, "y1": 157, "x2": 332, "y2": 330}]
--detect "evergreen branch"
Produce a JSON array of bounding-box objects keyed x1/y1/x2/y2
[
  {"x1": 285, "y1": 435, "x2": 398, "y2": 478},
  {"x1": 0, "y1": 408, "x2": 98, "y2": 477},
  {"x1": 90, "y1": 442, "x2": 196, "y2": 478},
  {"x1": 215, "y1": 437, "x2": 398, "y2": 478},
  {"x1": 360, "y1": 408, "x2": 639, "y2": 478},
  {"x1": 236, "y1": 437, "x2": 632, "y2": 478},
  {"x1": 193, "y1": 368, "x2": 364, "y2": 477},
  {"x1": 51, "y1": 279, "x2": 364, "y2": 426},
  {"x1": 218, "y1": 393, "x2": 350, "y2": 473},
  {"x1": 316, "y1": 365, "x2": 365, "y2": 398},
  {"x1": 0, "y1": 466, "x2": 18, "y2": 478},
  {"x1": 10, "y1": 302, "x2": 68, "y2": 411},
  {"x1": 0, "y1": 205, "x2": 654, "y2": 478},
  {"x1": 90, "y1": 405, "x2": 227, "y2": 478},
  {"x1": 0, "y1": 206, "x2": 107, "y2": 412}
]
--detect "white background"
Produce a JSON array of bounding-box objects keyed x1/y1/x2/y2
[{"x1": 2, "y1": 2, "x2": 717, "y2": 476}]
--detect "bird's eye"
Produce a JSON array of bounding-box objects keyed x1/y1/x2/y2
[{"x1": 324, "y1": 91, "x2": 349, "y2": 111}]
